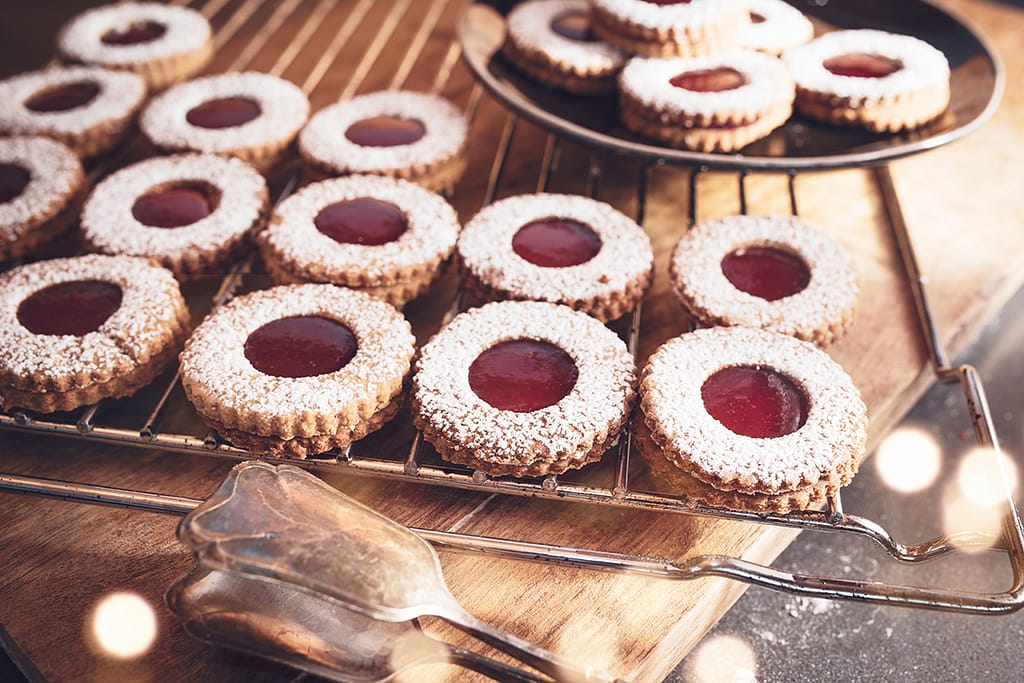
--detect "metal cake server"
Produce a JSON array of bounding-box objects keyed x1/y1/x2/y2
[
  {"x1": 177, "y1": 461, "x2": 617, "y2": 683},
  {"x1": 166, "y1": 565, "x2": 549, "y2": 682}
]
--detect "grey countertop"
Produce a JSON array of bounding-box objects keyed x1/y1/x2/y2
[{"x1": 670, "y1": 285, "x2": 1024, "y2": 682}]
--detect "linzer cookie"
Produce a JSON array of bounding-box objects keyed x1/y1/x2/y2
[
  {"x1": 81, "y1": 154, "x2": 268, "y2": 278},
  {"x1": 412, "y1": 300, "x2": 636, "y2": 477},
  {"x1": 57, "y1": 2, "x2": 212, "y2": 90},
  {"x1": 0, "y1": 66, "x2": 146, "y2": 158},
  {"x1": 258, "y1": 175, "x2": 459, "y2": 307},
  {"x1": 619, "y1": 50, "x2": 794, "y2": 152},
  {"x1": 503, "y1": 0, "x2": 627, "y2": 95},
  {"x1": 298, "y1": 90, "x2": 468, "y2": 193},
  {"x1": 590, "y1": 0, "x2": 747, "y2": 58},
  {"x1": 458, "y1": 193, "x2": 652, "y2": 322},
  {"x1": 179, "y1": 284, "x2": 415, "y2": 458},
  {"x1": 639, "y1": 326, "x2": 867, "y2": 512},
  {"x1": 140, "y1": 72, "x2": 310, "y2": 172},
  {"x1": 0, "y1": 137, "x2": 85, "y2": 262},
  {"x1": 740, "y1": 0, "x2": 814, "y2": 56},
  {"x1": 0, "y1": 254, "x2": 189, "y2": 413},
  {"x1": 783, "y1": 29, "x2": 951, "y2": 133},
  {"x1": 669, "y1": 215, "x2": 857, "y2": 345}
]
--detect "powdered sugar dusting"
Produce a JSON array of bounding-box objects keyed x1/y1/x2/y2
[
  {"x1": 620, "y1": 50, "x2": 794, "y2": 118},
  {"x1": 413, "y1": 300, "x2": 636, "y2": 466},
  {"x1": 261, "y1": 175, "x2": 459, "y2": 285},
  {"x1": 740, "y1": 0, "x2": 814, "y2": 55},
  {"x1": 140, "y1": 71, "x2": 309, "y2": 153},
  {"x1": 58, "y1": 2, "x2": 210, "y2": 66},
  {"x1": 507, "y1": 0, "x2": 626, "y2": 73},
  {"x1": 0, "y1": 66, "x2": 146, "y2": 136},
  {"x1": 671, "y1": 215, "x2": 857, "y2": 340},
  {"x1": 180, "y1": 284, "x2": 414, "y2": 419},
  {"x1": 81, "y1": 153, "x2": 266, "y2": 268},
  {"x1": 0, "y1": 254, "x2": 186, "y2": 387},
  {"x1": 298, "y1": 91, "x2": 467, "y2": 174},
  {"x1": 0, "y1": 137, "x2": 82, "y2": 241},
  {"x1": 458, "y1": 193, "x2": 652, "y2": 304},
  {"x1": 593, "y1": 0, "x2": 746, "y2": 31},
  {"x1": 641, "y1": 326, "x2": 866, "y2": 493},
  {"x1": 783, "y1": 30, "x2": 949, "y2": 102}
]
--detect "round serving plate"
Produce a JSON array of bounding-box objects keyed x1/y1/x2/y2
[{"x1": 459, "y1": 0, "x2": 1004, "y2": 170}]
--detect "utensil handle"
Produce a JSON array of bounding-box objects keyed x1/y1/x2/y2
[
  {"x1": 451, "y1": 613, "x2": 619, "y2": 683},
  {"x1": 447, "y1": 645, "x2": 553, "y2": 682}
]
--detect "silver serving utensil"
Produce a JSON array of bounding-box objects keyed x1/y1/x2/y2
[
  {"x1": 167, "y1": 564, "x2": 550, "y2": 682},
  {"x1": 177, "y1": 461, "x2": 618, "y2": 683}
]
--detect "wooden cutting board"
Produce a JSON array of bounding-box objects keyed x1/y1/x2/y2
[{"x1": 2, "y1": 1, "x2": 1024, "y2": 681}]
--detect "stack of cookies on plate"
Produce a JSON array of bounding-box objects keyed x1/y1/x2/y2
[{"x1": 501, "y1": 0, "x2": 951, "y2": 152}]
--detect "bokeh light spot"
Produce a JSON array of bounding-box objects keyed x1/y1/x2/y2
[
  {"x1": 957, "y1": 446, "x2": 1018, "y2": 507},
  {"x1": 90, "y1": 591, "x2": 157, "y2": 660},
  {"x1": 690, "y1": 633, "x2": 757, "y2": 683},
  {"x1": 874, "y1": 427, "x2": 942, "y2": 494}
]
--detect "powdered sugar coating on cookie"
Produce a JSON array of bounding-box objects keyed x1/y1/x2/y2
[
  {"x1": 0, "y1": 137, "x2": 83, "y2": 243},
  {"x1": 593, "y1": 0, "x2": 747, "y2": 31},
  {"x1": 641, "y1": 326, "x2": 866, "y2": 493},
  {"x1": 140, "y1": 72, "x2": 310, "y2": 153},
  {"x1": 507, "y1": 0, "x2": 626, "y2": 73},
  {"x1": 783, "y1": 30, "x2": 949, "y2": 102},
  {"x1": 741, "y1": 0, "x2": 814, "y2": 55},
  {"x1": 299, "y1": 90, "x2": 467, "y2": 174},
  {"x1": 179, "y1": 284, "x2": 414, "y2": 431},
  {"x1": 81, "y1": 154, "x2": 267, "y2": 273},
  {"x1": 0, "y1": 254, "x2": 186, "y2": 391},
  {"x1": 459, "y1": 193, "x2": 652, "y2": 309},
  {"x1": 261, "y1": 175, "x2": 459, "y2": 286},
  {"x1": 0, "y1": 66, "x2": 146, "y2": 137},
  {"x1": 670, "y1": 215, "x2": 857, "y2": 343},
  {"x1": 620, "y1": 50, "x2": 794, "y2": 119},
  {"x1": 58, "y1": 3, "x2": 210, "y2": 67},
  {"x1": 413, "y1": 300, "x2": 636, "y2": 468}
]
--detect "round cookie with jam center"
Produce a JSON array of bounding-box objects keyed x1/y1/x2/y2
[
  {"x1": 0, "y1": 137, "x2": 85, "y2": 262},
  {"x1": 503, "y1": 0, "x2": 627, "y2": 95},
  {"x1": 0, "y1": 254, "x2": 190, "y2": 413},
  {"x1": 258, "y1": 175, "x2": 460, "y2": 307},
  {"x1": 640, "y1": 326, "x2": 867, "y2": 503},
  {"x1": 783, "y1": 29, "x2": 950, "y2": 133},
  {"x1": 670, "y1": 214, "x2": 857, "y2": 345},
  {"x1": 412, "y1": 300, "x2": 637, "y2": 477},
  {"x1": 458, "y1": 193, "x2": 652, "y2": 322},
  {"x1": 590, "y1": 0, "x2": 748, "y2": 58},
  {"x1": 140, "y1": 71, "x2": 310, "y2": 172},
  {"x1": 619, "y1": 50, "x2": 795, "y2": 152},
  {"x1": 57, "y1": 2, "x2": 212, "y2": 91},
  {"x1": 81, "y1": 154, "x2": 268, "y2": 279},
  {"x1": 298, "y1": 90, "x2": 468, "y2": 193},
  {"x1": 740, "y1": 0, "x2": 814, "y2": 56},
  {"x1": 179, "y1": 284, "x2": 415, "y2": 458},
  {"x1": 0, "y1": 66, "x2": 147, "y2": 158}
]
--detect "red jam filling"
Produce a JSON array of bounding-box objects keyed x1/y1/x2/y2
[
  {"x1": 0, "y1": 163, "x2": 31, "y2": 204},
  {"x1": 721, "y1": 246, "x2": 811, "y2": 301},
  {"x1": 244, "y1": 316, "x2": 357, "y2": 378},
  {"x1": 550, "y1": 11, "x2": 595, "y2": 42},
  {"x1": 25, "y1": 81, "x2": 101, "y2": 112},
  {"x1": 132, "y1": 183, "x2": 216, "y2": 228},
  {"x1": 345, "y1": 116, "x2": 426, "y2": 147},
  {"x1": 17, "y1": 280, "x2": 123, "y2": 336},
  {"x1": 101, "y1": 21, "x2": 168, "y2": 45},
  {"x1": 701, "y1": 365, "x2": 808, "y2": 439},
  {"x1": 186, "y1": 97, "x2": 262, "y2": 129},
  {"x1": 823, "y1": 53, "x2": 903, "y2": 79},
  {"x1": 670, "y1": 67, "x2": 746, "y2": 93},
  {"x1": 468, "y1": 339, "x2": 578, "y2": 412},
  {"x1": 314, "y1": 197, "x2": 408, "y2": 246},
  {"x1": 511, "y1": 218, "x2": 602, "y2": 268}
]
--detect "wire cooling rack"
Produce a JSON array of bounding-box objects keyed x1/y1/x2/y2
[{"x1": 1, "y1": 0, "x2": 1022, "y2": 614}]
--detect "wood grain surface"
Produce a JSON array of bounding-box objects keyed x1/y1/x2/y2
[{"x1": 2, "y1": 1, "x2": 1024, "y2": 681}]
